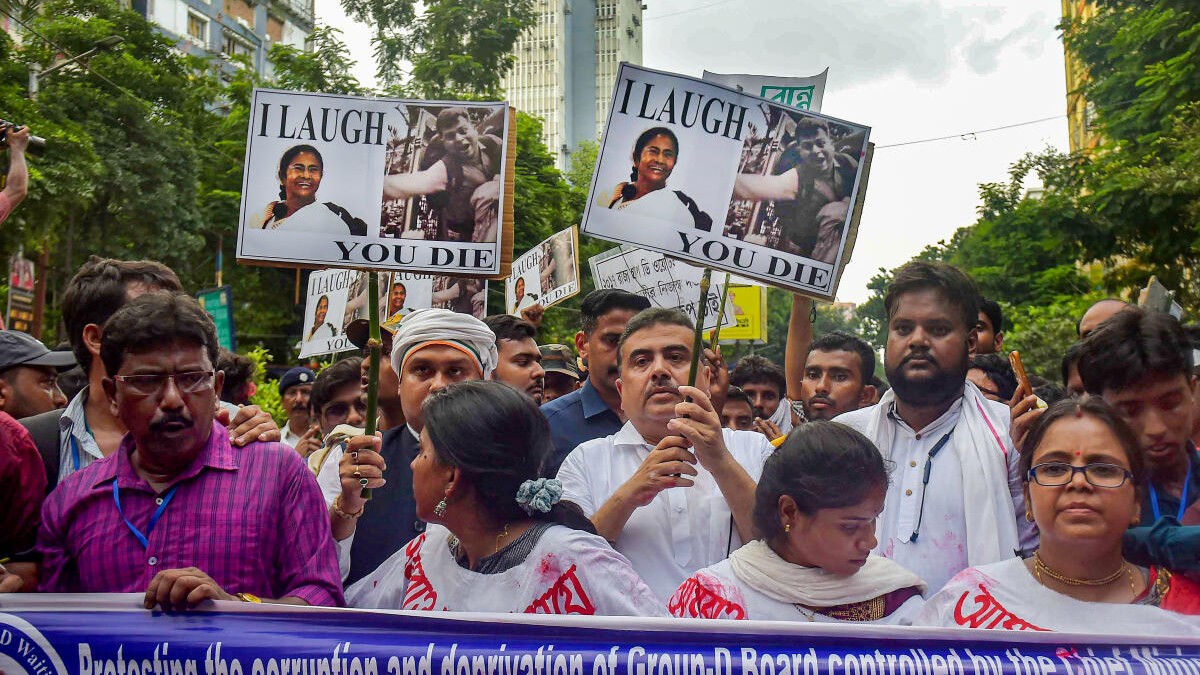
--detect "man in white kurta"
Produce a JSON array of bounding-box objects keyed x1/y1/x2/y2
[
  {"x1": 837, "y1": 387, "x2": 1028, "y2": 592},
  {"x1": 834, "y1": 262, "x2": 1036, "y2": 593},
  {"x1": 557, "y1": 308, "x2": 773, "y2": 600}
]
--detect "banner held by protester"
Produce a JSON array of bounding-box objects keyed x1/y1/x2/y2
[
  {"x1": 580, "y1": 64, "x2": 870, "y2": 301},
  {"x1": 3, "y1": 596, "x2": 1200, "y2": 675},
  {"x1": 506, "y1": 226, "x2": 580, "y2": 316}
]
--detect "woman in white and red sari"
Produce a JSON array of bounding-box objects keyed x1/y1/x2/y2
[
  {"x1": 345, "y1": 380, "x2": 663, "y2": 616},
  {"x1": 669, "y1": 421, "x2": 926, "y2": 623},
  {"x1": 918, "y1": 398, "x2": 1200, "y2": 634}
]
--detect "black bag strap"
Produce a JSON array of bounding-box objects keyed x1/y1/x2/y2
[{"x1": 19, "y1": 408, "x2": 64, "y2": 491}]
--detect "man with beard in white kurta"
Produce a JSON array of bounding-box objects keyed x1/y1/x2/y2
[
  {"x1": 557, "y1": 308, "x2": 772, "y2": 600},
  {"x1": 834, "y1": 262, "x2": 1036, "y2": 593},
  {"x1": 344, "y1": 380, "x2": 663, "y2": 616}
]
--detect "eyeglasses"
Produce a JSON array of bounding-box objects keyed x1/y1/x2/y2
[
  {"x1": 322, "y1": 399, "x2": 367, "y2": 421},
  {"x1": 114, "y1": 371, "x2": 215, "y2": 397},
  {"x1": 1027, "y1": 462, "x2": 1133, "y2": 489}
]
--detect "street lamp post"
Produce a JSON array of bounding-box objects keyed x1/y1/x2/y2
[{"x1": 26, "y1": 35, "x2": 123, "y2": 339}]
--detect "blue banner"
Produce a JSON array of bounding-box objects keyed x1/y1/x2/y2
[{"x1": 1, "y1": 596, "x2": 1198, "y2": 675}]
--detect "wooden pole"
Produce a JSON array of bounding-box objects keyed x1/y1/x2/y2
[
  {"x1": 687, "y1": 269, "x2": 712, "y2": 388},
  {"x1": 360, "y1": 271, "x2": 381, "y2": 500}
]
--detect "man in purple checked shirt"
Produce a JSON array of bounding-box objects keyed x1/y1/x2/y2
[{"x1": 28, "y1": 292, "x2": 343, "y2": 609}]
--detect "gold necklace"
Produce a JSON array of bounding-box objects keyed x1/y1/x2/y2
[
  {"x1": 493, "y1": 522, "x2": 511, "y2": 555},
  {"x1": 1033, "y1": 552, "x2": 1129, "y2": 587}
]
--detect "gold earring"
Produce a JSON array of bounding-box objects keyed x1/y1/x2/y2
[
  {"x1": 784, "y1": 523, "x2": 791, "y2": 533},
  {"x1": 1025, "y1": 509, "x2": 1034, "y2": 522}
]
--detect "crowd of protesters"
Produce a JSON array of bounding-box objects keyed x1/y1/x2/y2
[{"x1": 1, "y1": 254, "x2": 1198, "y2": 635}]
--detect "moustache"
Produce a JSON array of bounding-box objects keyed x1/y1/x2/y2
[
  {"x1": 150, "y1": 413, "x2": 192, "y2": 433},
  {"x1": 902, "y1": 351, "x2": 937, "y2": 367},
  {"x1": 807, "y1": 395, "x2": 835, "y2": 408},
  {"x1": 752, "y1": 406, "x2": 766, "y2": 418},
  {"x1": 646, "y1": 379, "x2": 681, "y2": 400}
]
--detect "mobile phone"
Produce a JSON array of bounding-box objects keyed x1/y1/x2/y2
[{"x1": 1008, "y1": 351, "x2": 1034, "y2": 400}]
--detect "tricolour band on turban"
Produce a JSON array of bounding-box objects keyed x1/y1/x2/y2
[{"x1": 389, "y1": 308, "x2": 499, "y2": 379}]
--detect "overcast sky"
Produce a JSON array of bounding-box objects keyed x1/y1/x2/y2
[{"x1": 313, "y1": 0, "x2": 1069, "y2": 304}]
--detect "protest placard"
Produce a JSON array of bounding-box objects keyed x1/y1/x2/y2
[
  {"x1": 388, "y1": 273, "x2": 489, "y2": 320},
  {"x1": 6, "y1": 255, "x2": 34, "y2": 333},
  {"x1": 589, "y1": 246, "x2": 733, "y2": 331},
  {"x1": 720, "y1": 285, "x2": 768, "y2": 342},
  {"x1": 581, "y1": 64, "x2": 870, "y2": 301},
  {"x1": 506, "y1": 227, "x2": 580, "y2": 315},
  {"x1": 298, "y1": 269, "x2": 388, "y2": 358},
  {"x1": 237, "y1": 89, "x2": 515, "y2": 277},
  {"x1": 702, "y1": 69, "x2": 827, "y2": 112}
]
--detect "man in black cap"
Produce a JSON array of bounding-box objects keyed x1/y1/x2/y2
[
  {"x1": 0, "y1": 330, "x2": 75, "y2": 419},
  {"x1": 539, "y1": 344, "x2": 580, "y2": 403},
  {"x1": 278, "y1": 366, "x2": 316, "y2": 454}
]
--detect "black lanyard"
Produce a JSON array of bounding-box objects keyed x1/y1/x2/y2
[{"x1": 907, "y1": 426, "x2": 956, "y2": 543}]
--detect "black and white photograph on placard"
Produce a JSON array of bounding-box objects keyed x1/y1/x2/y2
[
  {"x1": 505, "y1": 227, "x2": 580, "y2": 315},
  {"x1": 389, "y1": 273, "x2": 489, "y2": 320},
  {"x1": 379, "y1": 104, "x2": 507, "y2": 245}
]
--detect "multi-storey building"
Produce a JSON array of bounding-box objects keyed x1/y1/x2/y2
[
  {"x1": 126, "y1": 0, "x2": 313, "y2": 77},
  {"x1": 1062, "y1": 0, "x2": 1099, "y2": 154},
  {"x1": 502, "y1": 0, "x2": 644, "y2": 171}
]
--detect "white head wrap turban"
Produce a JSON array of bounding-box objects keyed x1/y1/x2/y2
[{"x1": 389, "y1": 308, "x2": 498, "y2": 379}]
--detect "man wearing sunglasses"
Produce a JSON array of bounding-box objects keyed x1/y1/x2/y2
[{"x1": 26, "y1": 293, "x2": 341, "y2": 609}]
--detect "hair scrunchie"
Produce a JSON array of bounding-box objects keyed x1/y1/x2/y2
[{"x1": 516, "y1": 478, "x2": 563, "y2": 515}]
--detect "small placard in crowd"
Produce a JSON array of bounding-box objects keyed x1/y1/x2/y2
[
  {"x1": 506, "y1": 226, "x2": 580, "y2": 315},
  {"x1": 589, "y1": 245, "x2": 733, "y2": 331}
]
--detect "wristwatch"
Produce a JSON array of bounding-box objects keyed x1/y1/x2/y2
[
  {"x1": 790, "y1": 399, "x2": 808, "y2": 424},
  {"x1": 235, "y1": 592, "x2": 262, "y2": 603}
]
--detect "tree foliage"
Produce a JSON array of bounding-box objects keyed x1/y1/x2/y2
[
  {"x1": 337, "y1": 0, "x2": 533, "y2": 95},
  {"x1": 854, "y1": 0, "x2": 1200, "y2": 380}
]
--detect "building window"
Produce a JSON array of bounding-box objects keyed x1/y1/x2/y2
[
  {"x1": 222, "y1": 30, "x2": 254, "y2": 61},
  {"x1": 187, "y1": 11, "x2": 208, "y2": 45}
]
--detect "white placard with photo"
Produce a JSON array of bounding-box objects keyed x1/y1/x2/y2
[
  {"x1": 581, "y1": 64, "x2": 870, "y2": 301},
  {"x1": 298, "y1": 269, "x2": 388, "y2": 358},
  {"x1": 238, "y1": 89, "x2": 510, "y2": 275},
  {"x1": 505, "y1": 226, "x2": 580, "y2": 315},
  {"x1": 387, "y1": 273, "x2": 489, "y2": 320},
  {"x1": 589, "y1": 246, "x2": 733, "y2": 331}
]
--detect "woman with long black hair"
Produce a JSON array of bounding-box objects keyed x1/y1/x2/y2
[{"x1": 345, "y1": 380, "x2": 664, "y2": 615}]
